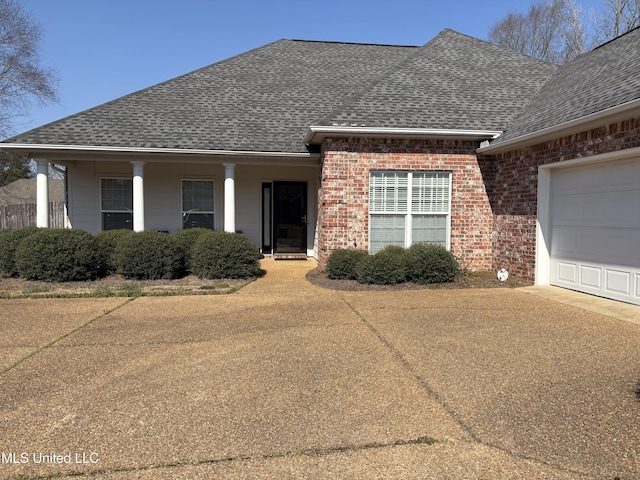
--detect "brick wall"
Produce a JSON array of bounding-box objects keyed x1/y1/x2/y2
[
  {"x1": 316, "y1": 137, "x2": 494, "y2": 270},
  {"x1": 489, "y1": 117, "x2": 640, "y2": 281},
  {"x1": 315, "y1": 118, "x2": 640, "y2": 280}
]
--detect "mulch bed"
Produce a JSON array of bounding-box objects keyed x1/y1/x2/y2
[
  {"x1": 0, "y1": 268, "x2": 532, "y2": 298},
  {"x1": 305, "y1": 268, "x2": 532, "y2": 291}
]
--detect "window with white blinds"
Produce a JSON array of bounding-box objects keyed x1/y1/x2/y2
[{"x1": 369, "y1": 171, "x2": 451, "y2": 253}]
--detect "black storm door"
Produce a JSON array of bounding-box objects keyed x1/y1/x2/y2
[{"x1": 273, "y1": 181, "x2": 307, "y2": 254}]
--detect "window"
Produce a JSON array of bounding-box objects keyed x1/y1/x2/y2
[
  {"x1": 369, "y1": 171, "x2": 451, "y2": 253},
  {"x1": 101, "y1": 178, "x2": 133, "y2": 230},
  {"x1": 182, "y1": 180, "x2": 214, "y2": 229}
]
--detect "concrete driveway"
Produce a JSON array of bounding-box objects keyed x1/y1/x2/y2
[{"x1": 1, "y1": 259, "x2": 640, "y2": 479}]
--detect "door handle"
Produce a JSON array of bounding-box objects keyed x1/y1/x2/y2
[{"x1": 301, "y1": 215, "x2": 307, "y2": 224}]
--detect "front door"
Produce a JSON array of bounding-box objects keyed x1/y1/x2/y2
[{"x1": 273, "y1": 181, "x2": 307, "y2": 254}]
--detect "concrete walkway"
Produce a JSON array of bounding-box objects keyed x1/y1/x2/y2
[{"x1": 1, "y1": 258, "x2": 640, "y2": 479}]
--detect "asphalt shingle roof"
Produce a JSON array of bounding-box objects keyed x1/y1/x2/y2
[
  {"x1": 4, "y1": 40, "x2": 417, "y2": 153},
  {"x1": 2, "y1": 29, "x2": 565, "y2": 154},
  {"x1": 494, "y1": 26, "x2": 640, "y2": 144},
  {"x1": 322, "y1": 29, "x2": 558, "y2": 131}
]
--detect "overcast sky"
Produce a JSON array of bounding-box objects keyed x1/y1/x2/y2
[{"x1": 16, "y1": 0, "x2": 607, "y2": 136}]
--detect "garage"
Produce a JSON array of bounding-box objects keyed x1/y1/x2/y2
[{"x1": 549, "y1": 157, "x2": 640, "y2": 305}]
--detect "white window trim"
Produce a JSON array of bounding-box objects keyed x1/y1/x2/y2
[
  {"x1": 100, "y1": 177, "x2": 133, "y2": 230},
  {"x1": 181, "y1": 179, "x2": 215, "y2": 229},
  {"x1": 535, "y1": 146, "x2": 640, "y2": 286},
  {"x1": 369, "y1": 171, "x2": 452, "y2": 252}
]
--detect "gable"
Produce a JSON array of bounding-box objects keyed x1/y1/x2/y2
[{"x1": 320, "y1": 29, "x2": 558, "y2": 132}]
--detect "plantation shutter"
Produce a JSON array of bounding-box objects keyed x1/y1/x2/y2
[
  {"x1": 411, "y1": 172, "x2": 449, "y2": 247},
  {"x1": 411, "y1": 172, "x2": 450, "y2": 213},
  {"x1": 370, "y1": 171, "x2": 408, "y2": 213},
  {"x1": 369, "y1": 171, "x2": 451, "y2": 253},
  {"x1": 369, "y1": 172, "x2": 408, "y2": 249},
  {"x1": 369, "y1": 215, "x2": 406, "y2": 251}
]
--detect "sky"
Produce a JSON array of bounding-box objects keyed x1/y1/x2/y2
[{"x1": 14, "y1": 0, "x2": 607, "y2": 135}]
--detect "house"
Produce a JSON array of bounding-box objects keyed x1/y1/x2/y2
[
  {"x1": 0, "y1": 178, "x2": 64, "y2": 206},
  {"x1": 0, "y1": 178, "x2": 66, "y2": 230},
  {"x1": 1, "y1": 28, "x2": 639, "y2": 304}
]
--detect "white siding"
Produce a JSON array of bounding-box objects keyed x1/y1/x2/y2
[
  {"x1": 66, "y1": 160, "x2": 318, "y2": 254},
  {"x1": 67, "y1": 162, "x2": 100, "y2": 233},
  {"x1": 235, "y1": 165, "x2": 318, "y2": 255}
]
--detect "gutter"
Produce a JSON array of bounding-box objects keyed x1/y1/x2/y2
[
  {"x1": 0, "y1": 143, "x2": 319, "y2": 159},
  {"x1": 478, "y1": 97, "x2": 640, "y2": 154},
  {"x1": 304, "y1": 125, "x2": 502, "y2": 146}
]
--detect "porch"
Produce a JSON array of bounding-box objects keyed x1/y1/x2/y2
[{"x1": 31, "y1": 154, "x2": 319, "y2": 257}]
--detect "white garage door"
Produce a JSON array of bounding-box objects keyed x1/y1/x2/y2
[{"x1": 550, "y1": 157, "x2": 640, "y2": 305}]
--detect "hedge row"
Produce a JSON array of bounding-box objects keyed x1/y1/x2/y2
[
  {"x1": 326, "y1": 244, "x2": 459, "y2": 285},
  {"x1": 0, "y1": 227, "x2": 261, "y2": 282}
]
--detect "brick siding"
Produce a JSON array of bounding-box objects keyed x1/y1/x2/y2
[
  {"x1": 315, "y1": 118, "x2": 640, "y2": 281},
  {"x1": 316, "y1": 137, "x2": 494, "y2": 271},
  {"x1": 488, "y1": 117, "x2": 640, "y2": 281}
]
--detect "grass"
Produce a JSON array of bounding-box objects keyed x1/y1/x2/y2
[
  {"x1": 415, "y1": 435, "x2": 438, "y2": 445},
  {"x1": 0, "y1": 276, "x2": 251, "y2": 299},
  {"x1": 92, "y1": 285, "x2": 144, "y2": 297},
  {"x1": 21, "y1": 286, "x2": 50, "y2": 295}
]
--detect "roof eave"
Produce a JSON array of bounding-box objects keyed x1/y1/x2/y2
[
  {"x1": 305, "y1": 126, "x2": 502, "y2": 145},
  {"x1": 478, "y1": 98, "x2": 640, "y2": 154},
  {"x1": 0, "y1": 143, "x2": 321, "y2": 165}
]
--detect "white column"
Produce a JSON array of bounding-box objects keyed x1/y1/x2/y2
[
  {"x1": 35, "y1": 159, "x2": 49, "y2": 228},
  {"x1": 223, "y1": 163, "x2": 236, "y2": 233},
  {"x1": 131, "y1": 161, "x2": 145, "y2": 232}
]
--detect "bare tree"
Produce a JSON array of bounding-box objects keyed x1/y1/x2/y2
[
  {"x1": 591, "y1": 0, "x2": 640, "y2": 44},
  {"x1": 490, "y1": 0, "x2": 562, "y2": 63},
  {"x1": 558, "y1": 0, "x2": 588, "y2": 61},
  {"x1": 491, "y1": 0, "x2": 640, "y2": 63},
  {"x1": 489, "y1": 0, "x2": 589, "y2": 64},
  {"x1": 0, "y1": 0, "x2": 58, "y2": 137}
]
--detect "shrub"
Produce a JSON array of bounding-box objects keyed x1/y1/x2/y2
[
  {"x1": 326, "y1": 248, "x2": 370, "y2": 280},
  {"x1": 113, "y1": 231, "x2": 184, "y2": 280},
  {"x1": 191, "y1": 231, "x2": 261, "y2": 279},
  {"x1": 408, "y1": 243, "x2": 459, "y2": 284},
  {"x1": 95, "y1": 229, "x2": 135, "y2": 275},
  {"x1": 15, "y1": 228, "x2": 101, "y2": 282},
  {"x1": 356, "y1": 245, "x2": 410, "y2": 285},
  {"x1": 0, "y1": 227, "x2": 41, "y2": 277},
  {"x1": 171, "y1": 228, "x2": 211, "y2": 273}
]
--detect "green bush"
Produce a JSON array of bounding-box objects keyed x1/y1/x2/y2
[
  {"x1": 191, "y1": 231, "x2": 261, "y2": 279},
  {"x1": 95, "y1": 229, "x2": 135, "y2": 275},
  {"x1": 0, "y1": 227, "x2": 41, "y2": 277},
  {"x1": 113, "y1": 231, "x2": 184, "y2": 280},
  {"x1": 408, "y1": 243, "x2": 459, "y2": 284},
  {"x1": 15, "y1": 228, "x2": 101, "y2": 282},
  {"x1": 326, "y1": 248, "x2": 370, "y2": 280},
  {"x1": 356, "y1": 245, "x2": 410, "y2": 285},
  {"x1": 171, "y1": 228, "x2": 211, "y2": 273}
]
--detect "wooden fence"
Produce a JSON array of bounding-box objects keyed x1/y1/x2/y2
[{"x1": 0, "y1": 202, "x2": 66, "y2": 230}]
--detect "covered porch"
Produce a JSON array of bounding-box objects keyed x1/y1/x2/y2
[{"x1": 26, "y1": 147, "x2": 320, "y2": 257}]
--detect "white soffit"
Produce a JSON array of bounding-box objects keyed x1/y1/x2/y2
[{"x1": 304, "y1": 126, "x2": 502, "y2": 145}]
